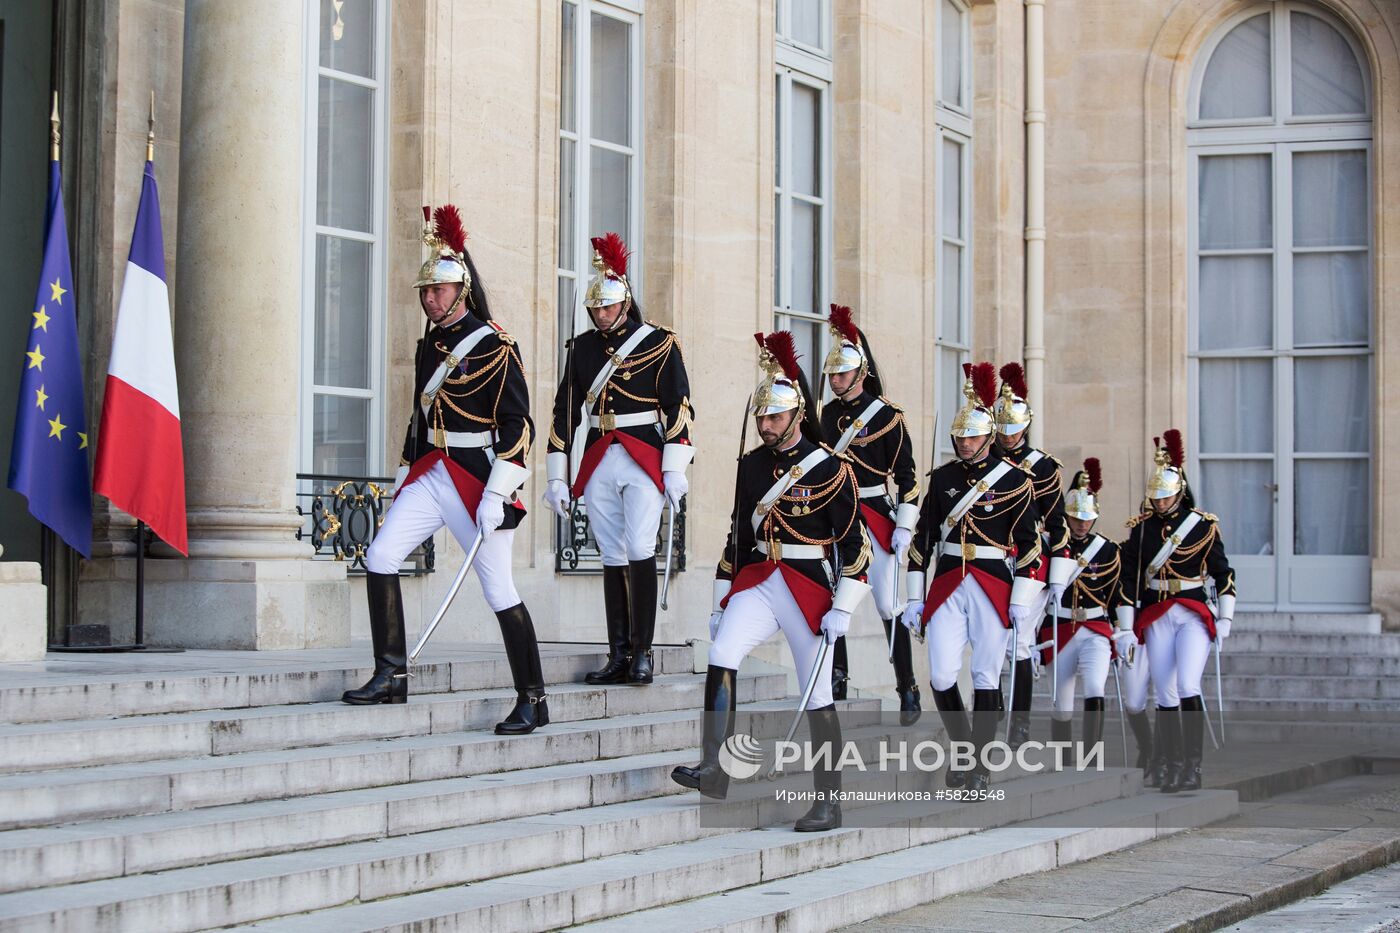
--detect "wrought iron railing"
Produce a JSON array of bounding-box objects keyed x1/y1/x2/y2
[
  {"x1": 295, "y1": 473, "x2": 435, "y2": 575},
  {"x1": 556, "y1": 496, "x2": 688, "y2": 575}
]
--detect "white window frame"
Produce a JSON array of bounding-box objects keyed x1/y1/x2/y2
[
  {"x1": 299, "y1": 0, "x2": 390, "y2": 476},
  {"x1": 1186, "y1": 1, "x2": 1373, "y2": 610},
  {"x1": 774, "y1": 2, "x2": 833, "y2": 388},
  {"x1": 934, "y1": 0, "x2": 972, "y2": 463},
  {"x1": 775, "y1": 0, "x2": 832, "y2": 59}
]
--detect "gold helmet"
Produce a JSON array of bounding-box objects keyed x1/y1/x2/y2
[
  {"x1": 822, "y1": 303, "x2": 868, "y2": 380},
  {"x1": 993, "y1": 362, "x2": 1033, "y2": 435},
  {"x1": 414, "y1": 204, "x2": 472, "y2": 292},
  {"x1": 752, "y1": 331, "x2": 805, "y2": 418},
  {"x1": 1147, "y1": 429, "x2": 1186, "y2": 500},
  {"x1": 951, "y1": 361, "x2": 998, "y2": 439},
  {"x1": 1064, "y1": 457, "x2": 1102, "y2": 521},
  {"x1": 584, "y1": 232, "x2": 632, "y2": 309}
]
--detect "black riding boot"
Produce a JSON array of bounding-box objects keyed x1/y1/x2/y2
[
  {"x1": 967, "y1": 688, "x2": 1002, "y2": 792},
  {"x1": 342, "y1": 572, "x2": 408, "y2": 705},
  {"x1": 494, "y1": 603, "x2": 550, "y2": 735},
  {"x1": 794, "y1": 703, "x2": 843, "y2": 831},
  {"x1": 1127, "y1": 710, "x2": 1155, "y2": 779},
  {"x1": 1008, "y1": 658, "x2": 1033, "y2": 749},
  {"x1": 585, "y1": 565, "x2": 632, "y2": 684},
  {"x1": 1176, "y1": 695, "x2": 1204, "y2": 791},
  {"x1": 1050, "y1": 717, "x2": 1072, "y2": 744},
  {"x1": 1157, "y1": 705, "x2": 1184, "y2": 793},
  {"x1": 831, "y1": 635, "x2": 849, "y2": 701},
  {"x1": 626, "y1": 557, "x2": 658, "y2": 684},
  {"x1": 671, "y1": 666, "x2": 738, "y2": 799},
  {"x1": 932, "y1": 686, "x2": 973, "y2": 788},
  {"x1": 883, "y1": 618, "x2": 922, "y2": 726},
  {"x1": 1083, "y1": 696, "x2": 1105, "y2": 753}
]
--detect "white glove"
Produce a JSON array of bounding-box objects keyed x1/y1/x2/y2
[
  {"x1": 1215, "y1": 618, "x2": 1232, "y2": 640},
  {"x1": 901, "y1": 601, "x2": 924, "y2": 634},
  {"x1": 663, "y1": 470, "x2": 688, "y2": 511},
  {"x1": 709, "y1": 610, "x2": 724, "y2": 640},
  {"x1": 476, "y1": 491, "x2": 506, "y2": 538},
  {"x1": 1111, "y1": 627, "x2": 1136, "y2": 650},
  {"x1": 1045, "y1": 583, "x2": 1066, "y2": 610},
  {"x1": 1009, "y1": 603, "x2": 1035, "y2": 629},
  {"x1": 543, "y1": 479, "x2": 571, "y2": 519},
  {"x1": 820, "y1": 608, "x2": 851, "y2": 645},
  {"x1": 890, "y1": 527, "x2": 912, "y2": 558}
]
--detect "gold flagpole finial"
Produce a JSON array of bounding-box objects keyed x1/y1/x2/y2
[
  {"x1": 147, "y1": 90, "x2": 156, "y2": 162},
  {"x1": 50, "y1": 92, "x2": 60, "y2": 162}
]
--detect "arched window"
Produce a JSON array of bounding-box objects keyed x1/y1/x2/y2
[{"x1": 1188, "y1": 3, "x2": 1372, "y2": 608}]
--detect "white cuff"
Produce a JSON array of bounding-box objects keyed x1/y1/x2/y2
[
  {"x1": 662, "y1": 443, "x2": 696, "y2": 474},
  {"x1": 832, "y1": 577, "x2": 872, "y2": 614},
  {"x1": 485, "y1": 459, "x2": 530, "y2": 497},
  {"x1": 1010, "y1": 576, "x2": 1046, "y2": 608},
  {"x1": 1048, "y1": 556, "x2": 1075, "y2": 588},
  {"x1": 712, "y1": 579, "x2": 731, "y2": 613},
  {"x1": 1217, "y1": 593, "x2": 1235, "y2": 622},
  {"x1": 895, "y1": 502, "x2": 920, "y2": 532},
  {"x1": 546, "y1": 451, "x2": 568, "y2": 485},
  {"x1": 906, "y1": 571, "x2": 926, "y2": 603},
  {"x1": 1116, "y1": 606, "x2": 1135, "y2": 630}
]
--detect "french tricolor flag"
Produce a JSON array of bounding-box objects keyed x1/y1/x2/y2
[{"x1": 93, "y1": 160, "x2": 188, "y2": 555}]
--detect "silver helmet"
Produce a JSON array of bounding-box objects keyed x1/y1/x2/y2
[
  {"x1": 583, "y1": 232, "x2": 632, "y2": 310},
  {"x1": 414, "y1": 204, "x2": 472, "y2": 292},
  {"x1": 1064, "y1": 458, "x2": 1102, "y2": 521}
]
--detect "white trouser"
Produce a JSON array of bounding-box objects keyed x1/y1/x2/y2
[
  {"x1": 1146, "y1": 603, "x2": 1212, "y2": 707},
  {"x1": 1015, "y1": 589, "x2": 1050, "y2": 661},
  {"x1": 365, "y1": 460, "x2": 521, "y2": 612},
  {"x1": 926, "y1": 574, "x2": 1010, "y2": 692},
  {"x1": 1120, "y1": 644, "x2": 1152, "y2": 714},
  {"x1": 1050, "y1": 627, "x2": 1111, "y2": 718},
  {"x1": 584, "y1": 444, "x2": 666, "y2": 566},
  {"x1": 710, "y1": 571, "x2": 833, "y2": 710},
  {"x1": 867, "y1": 536, "x2": 901, "y2": 620}
]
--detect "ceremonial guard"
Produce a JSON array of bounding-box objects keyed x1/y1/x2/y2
[
  {"x1": 1119, "y1": 430, "x2": 1236, "y2": 793},
  {"x1": 1039, "y1": 459, "x2": 1135, "y2": 750},
  {"x1": 993, "y1": 363, "x2": 1074, "y2": 747},
  {"x1": 818, "y1": 305, "x2": 921, "y2": 722},
  {"x1": 901, "y1": 363, "x2": 1043, "y2": 792},
  {"x1": 344, "y1": 206, "x2": 547, "y2": 736},
  {"x1": 544, "y1": 233, "x2": 694, "y2": 686},
  {"x1": 672, "y1": 332, "x2": 871, "y2": 832}
]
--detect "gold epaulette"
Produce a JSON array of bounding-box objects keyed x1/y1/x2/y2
[
  {"x1": 645, "y1": 319, "x2": 673, "y2": 334},
  {"x1": 1192, "y1": 508, "x2": 1219, "y2": 522},
  {"x1": 486, "y1": 321, "x2": 515, "y2": 346},
  {"x1": 1016, "y1": 460, "x2": 1036, "y2": 475},
  {"x1": 1125, "y1": 511, "x2": 1151, "y2": 529},
  {"x1": 878, "y1": 396, "x2": 905, "y2": 413}
]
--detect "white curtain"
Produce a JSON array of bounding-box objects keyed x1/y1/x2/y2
[
  {"x1": 940, "y1": 0, "x2": 965, "y2": 108},
  {"x1": 1199, "y1": 13, "x2": 1271, "y2": 120},
  {"x1": 1290, "y1": 12, "x2": 1366, "y2": 116}
]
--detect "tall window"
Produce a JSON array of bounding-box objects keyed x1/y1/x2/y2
[
  {"x1": 934, "y1": 0, "x2": 972, "y2": 461},
  {"x1": 301, "y1": 0, "x2": 388, "y2": 476},
  {"x1": 1188, "y1": 3, "x2": 1372, "y2": 608},
  {"x1": 774, "y1": 0, "x2": 832, "y2": 386}
]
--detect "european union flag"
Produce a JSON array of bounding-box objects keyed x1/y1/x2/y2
[{"x1": 8, "y1": 161, "x2": 92, "y2": 557}]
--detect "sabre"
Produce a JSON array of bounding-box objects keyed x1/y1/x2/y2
[
  {"x1": 888, "y1": 535, "x2": 900, "y2": 661},
  {"x1": 1201, "y1": 696, "x2": 1220, "y2": 751},
  {"x1": 404, "y1": 532, "x2": 486, "y2": 668},
  {"x1": 1214, "y1": 640, "x2": 1225, "y2": 744},
  {"x1": 766, "y1": 636, "x2": 832, "y2": 781},
  {"x1": 1004, "y1": 613, "x2": 1019, "y2": 744},
  {"x1": 1110, "y1": 658, "x2": 1128, "y2": 768},
  {"x1": 1050, "y1": 597, "x2": 1061, "y2": 704},
  {"x1": 660, "y1": 501, "x2": 678, "y2": 611}
]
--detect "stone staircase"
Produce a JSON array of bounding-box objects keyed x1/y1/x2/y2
[{"x1": 0, "y1": 644, "x2": 1235, "y2": 932}]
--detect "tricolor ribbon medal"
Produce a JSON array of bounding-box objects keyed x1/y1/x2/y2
[{"x1": 793, "y1": 485, "x2": 813, "y2": 515}]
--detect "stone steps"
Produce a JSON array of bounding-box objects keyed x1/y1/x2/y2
[
  {"x1": 1216, "y1": 653, "x2": 1400, "y2": 678},
  {"x1": 223, "y1": 768, "x2": 1156, "y2": 933},
  {"x1": 1218, "y1": 673, "x2": 1400, "y2": 701},
  {"x1": 1222, "y1": 632, "x2": 1400, "y2": 657},
  {"x1": 1235, "y1": 612, "x2": 1381, "y2": 634}
]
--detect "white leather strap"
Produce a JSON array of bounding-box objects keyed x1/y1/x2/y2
[
  {"x1": 1147, "y1": 576, "x2": 1205, "y2": 593},
  {"x1": 1064, "y1": 534, "x2": 1108, "y2": 588},
  {"x1": 831, "y1": 398, "x2": 886, "y2": 454},
  {"x1": 588, "y1": 411, "x2": 661, "y2": 429},
  {"x1": 1053, "y1": 606, "x2": 1106, "y2": 622},
  {"x1": 420, "y1": 325, "x2": 497, "y2": 412},
  {"x1": 943, "y1": 461, "x2": 1014, "y2": 528},
  {"x1": 1146, "y1": 512, "x2": 1202, "y2": 576},
  {"x1": 858, "y1": 484, "x2": 889, "y2": 499},
  {"x1": 938, "y1": 541, "x2": 1007, "y2": 561},
  {"x1": 751, "y1": 448, "x2": 830, "y2": 534},
  {"x1": 434, "y1": 430, "x2": 495, "y2": 449},
  {"x1": 756, "y1": 540, "x2": 827, "y2": 560},
  {"x1": 1023, "y1": 449, "x2": 1044, "y2": 468},
  {"x1": 585, "y1": 324, "x2": 655, "y2": 404}
]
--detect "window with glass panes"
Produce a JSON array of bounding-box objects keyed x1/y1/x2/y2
[
  {"x1": 934, "y1": 0, "x2": 972, "y2": 462},
  {"x1": 774, "y1": 0, "x2": 831, "y2": 387},
  {"x1": 302, "y1": 0, "x2": 387, "y2": 477},
  {"x1": 1188, "y1": 3, "x2": 1372, "y2": 607}
]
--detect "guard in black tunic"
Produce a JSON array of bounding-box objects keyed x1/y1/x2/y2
[
  {"x1": 818, "y1": 304, "x2": 921, "y2": 722},
  {"x1": 544, "y1": 233, "x2": 694, "y2": 686},
  {"x1": 671, "y1": 332, "x2": 871, "y2": 832},
  {"x1": 901, "y1": 362, "x2": 1044, "y2": 792},
  {"x1": 344, "y1": 205, "x2": 546, "y2": 736}
]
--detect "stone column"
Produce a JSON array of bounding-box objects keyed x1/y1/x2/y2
[{"x1": 149, "y1": 0, "x2": 345, "y2": 649}]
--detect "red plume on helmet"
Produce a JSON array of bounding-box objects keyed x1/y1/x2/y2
[
  {"x1": 998, "y1": 362, "x2": 1028, "y2": 400},
  {"x1": 764, "y1": 331, "x2": 802, "y2": 382},
  {"x1": 1163, "y1": 429, "x2": 1185, "y2": 468},
  {"x1": 590, "y1": 232, "x2": 630, "y2": 280},
  {"x1": 1083, "y1": 457, "x2": 1102, "y2": 494},
  {"x1": 432, "y1": 205, "x2": 469, "y2": 257},
  {"x1": 971, "y1": 361, "x2": 998, "y2": 408},
  {"x1": 829, "y1": 304, "x2": 860, "y2": 346}
]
